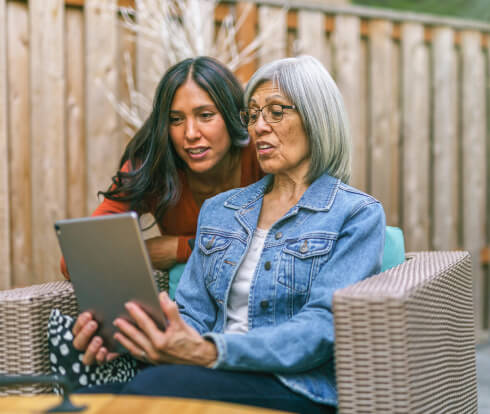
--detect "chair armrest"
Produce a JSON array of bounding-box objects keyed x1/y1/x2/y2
[
  {"x1": 0, "y1": 281, "x2": 78, "y2": 395},
  {"x1": 333, "y1": 251, "x2": 478, "y2": 414},
  {"x1": 0, "y1": 270, "x2": 169, "y2": 395}
]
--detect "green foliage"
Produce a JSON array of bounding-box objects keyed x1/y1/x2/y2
[{"x1": 352, "y1": 0, "x2": 490, "y2": 22}]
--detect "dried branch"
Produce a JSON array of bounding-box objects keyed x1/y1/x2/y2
[{"x1": 105, "y1": 0, "x2": 288, "y2": 130}]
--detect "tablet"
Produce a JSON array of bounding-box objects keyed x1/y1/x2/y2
[{"x1": 54, "y1": 212, "x2": 167, "y2": 353}]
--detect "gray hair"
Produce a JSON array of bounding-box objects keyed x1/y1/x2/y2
[{"x1": 244, "y1": 55, "x2": 351, "y2": 184}]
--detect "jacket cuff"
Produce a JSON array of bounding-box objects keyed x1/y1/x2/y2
[
  {"x1": 202, "y1": 332, "x2": 226, "y2": 369},
  {"x1": 176, "y1": 236, "x2": 193, "y2": 263}
]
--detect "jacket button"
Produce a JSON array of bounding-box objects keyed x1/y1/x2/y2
[
  {"x1": 275, "y1": 232, "x2": 282, "y2": 240},
  {"x1": 300, "y1": 241, "x2": 308, "y2": 253},
  {"x1": 260, "y1": 300, "x2": 269, "y2": 309},
  {"x1": 264, "y1": 261, "x2": 271, "y2": 270}
]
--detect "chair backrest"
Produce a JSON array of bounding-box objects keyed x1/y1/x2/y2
[{"x1": 381, "y1": 226, "x2": 405, "y2": 272}]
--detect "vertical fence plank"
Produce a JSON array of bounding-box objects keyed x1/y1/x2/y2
[
  {"x1": 136, "y1": 1, "x2": 164, "y2": 111},
  {"x1": 0, "y1": 0, "x2": 10, "y2": 289},
  {"x1": 8, "y1": 2, "x2": 31, "y2": 287},
  {"x1": 461, "y1": 30, "x2": 487, "y2": 337},
  {"x1": 486, "y1": 33, "x2": 490, "y2": 332},
  {"x1": 30, "y1": 0, "x2": 65, "y2": 283},
  {"x1": 401, "y1": 23, "x2": 430, "y2": 251},
  {"x1": 432, "y1": 27, "x2": 458, "y2": 250},
  {"x1": 85, "y1": 0, "x2": 119, "y2": 213},
  {"x1": 136, "y1": 3, "x2": 155, "y2": 105},
  {"x1": 368, "y1": 20, "x2": 399, "y2": 225},
  {"x1": 297, "y1": 10, "x2": 329, "y2": 70},
  {"x1": 258, "y1": 5, "x2": 287, "y2": 65},
  {"x1": 391, "y1": 37, "x2": 401, "y2": 225},
  {"x1": 357, "y1": 38, "x2": 368, "y2": 193},
  {"x1": 235, "y1": 2, "x2": 258, "y2": 84},
  {"x1": 119, "y1": 13, "x2": 136, "y2": 145},
  {"x1": 332, "y1": 15, "x2": 364, "y2": 190},
  {"x1": 66, "y1": 7, "x2": 86, "y2": 219}
]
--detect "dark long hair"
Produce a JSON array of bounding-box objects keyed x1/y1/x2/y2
[{"x1": 100, "y1": 57, "x2": 249, "y2": 223}]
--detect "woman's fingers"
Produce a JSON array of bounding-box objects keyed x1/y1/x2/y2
[
  {"x1": 106, "y1": 352, "x2": 120, "y2": 362},
  {"x1": 81, "y1": 336, "x2": 103, "y2": 366},
  {"x1": 159, "y1": 291, "x2": 183, "y2": 327},
  {"x1": 122, "y1": 302, "x2": 168, "y2": 351},
  {"x1": 113, "y1": 317, "x2": 154, "y2": 359},
  {"x1": 95, "y1": 347, "x2": 108, "y2": 365},
  {"x1": 113, "y1": 331, "x2": 150, "y2": 363},
  {"x1": 72, "y1": 312, "x2": 93, "y2": 336},
  {"x1": 72, "y1": 319, "x2": 98, "y2": 351}
]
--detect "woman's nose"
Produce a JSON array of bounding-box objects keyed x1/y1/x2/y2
[
  {"x1": 253, "y1": 111, "x2": 272, "y2": 134},
  {"x1": 185, "y1": 118, "x2": 201, "y2": 141}
]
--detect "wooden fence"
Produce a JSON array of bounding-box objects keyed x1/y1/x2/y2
[{"x1": 0, "y1": 0, "x2": 489, "y2": 337}]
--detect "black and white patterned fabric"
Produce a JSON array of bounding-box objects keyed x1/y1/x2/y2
[{"x1": 47, "y1": 309, "x2": 142, "y2": 391}]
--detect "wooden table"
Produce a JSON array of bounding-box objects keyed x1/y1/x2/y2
[{"x1": 0, "y1": 394, "x2": 287, "y2": 414}]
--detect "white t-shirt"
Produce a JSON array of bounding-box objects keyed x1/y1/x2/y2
[{"x1": 224, "y1": 228, "x2": 268, "y2": 334}]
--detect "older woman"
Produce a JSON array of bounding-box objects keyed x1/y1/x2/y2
[{"x1": 74, "y1": 55, "x2": 385, "y2": 414}]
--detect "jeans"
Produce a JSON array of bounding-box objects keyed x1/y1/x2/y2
[{"x1": 77, "y1": 365, "x2": 335, "y2": 414}]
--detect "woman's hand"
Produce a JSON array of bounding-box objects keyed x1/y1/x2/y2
[
  {"x1": 72, "y1": 312, "x2": 119, "y2": 366},
  {"x1": 145, "y1": 236, "x2": 179, "y2": 270},
  {"x1": 113, "y1": 292, "x2": 217, "y2": 367}
]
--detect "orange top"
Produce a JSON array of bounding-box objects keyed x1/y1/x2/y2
[{"x1": 61, "y1": 143, "x2": 263, "y2": 278}]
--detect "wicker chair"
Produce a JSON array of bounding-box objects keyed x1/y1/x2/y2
[{"x1": 0, "y1": 252, "x2": 478, "y2": 413}]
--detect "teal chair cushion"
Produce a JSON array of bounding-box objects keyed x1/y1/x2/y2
[
  {"x1": 168, "y1": 226, "x2": 405, "y2": 299},
  {"x1": 169, "y1": 263, "x2": 187, "y2": 300},
  {"x1": 382, "y1": 226, "x2": 405, "y2": 272}
]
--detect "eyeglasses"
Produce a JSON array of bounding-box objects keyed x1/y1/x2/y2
[{"x1": 240, "y1": 104, "x2": 297, "y2": 126}]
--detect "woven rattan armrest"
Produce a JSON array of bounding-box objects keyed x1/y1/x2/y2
[
  {"x1": 333, "y1": 251, "x2": 478, "y2": 414},
  {"x1": 0, "y1": 270, "x2": 169, "y2": 395}
]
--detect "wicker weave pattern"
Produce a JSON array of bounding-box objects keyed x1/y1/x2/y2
[
  {"x1": 0, "y1": 270, "x2": 169, "y2": 396},
  {"x1": 0, "y1": 254, "x2": 478, "y2": 410},
  {"x1": 0, "y1": 281, "x2": 78, "y2": 395},
  {"x1": 333, "y1": 251, "x2": 478, "y2": 414}
]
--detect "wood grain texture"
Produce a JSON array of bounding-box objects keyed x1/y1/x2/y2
[
  {"x1": 118, "y1": 13, "x2": 136, "y2": 146},
  {"x1": 8, "y1": 2, "x2": 31, "y2": 288},
  {"x1": 0, "y1": 394, "x2": 285, "y2": 414},
  {"x1": 0, "y1": 0, "x2": 10, "y2": 289},
  {"x1": 368, "y1": 20, "x2": 399, "y2": 226},
  {"x1": 297, "y1": 10, "x2": 330, "y2": 71},
  {"x1": 135, "y1": 0, "x2": 165, "y2": 114},
  {"x1": 401, "y1": 22, "x2": 430, "y2": 251},
  {"x1": 431, "y1": 27, "x2": 459, "y2": 250},
  {"x1": 391, "y1": 39, "x2": 401, "y2": 227},
  {"x1": 487, "y1": 34, "x2": 490, "y2": 330},
  {"x1": 235, "y1": 2, "x2": 258, "y2": 84},
  {"x1": 332, "y1": 15, "x2": 364, "y2": 190},
  {"x1": 85, "y1": 0, "x2": 120, "y2": 213},
  {"x1": 461, "y1": 30, "x2": 487, "y2": 333},
  {"x1": 258, "y1": 5, "x2": 287, "y2": 65},
  {"x1": 357, "y1": 38, "x2": 368, "y2": 194},
  {"x1": 30, "y1": 0, "x2": 66, "y2": 283},
  {"x1": 66, "y1": 7, "x2": 86, "y2": 219}
]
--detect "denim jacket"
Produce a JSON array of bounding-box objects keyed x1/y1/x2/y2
[{"x1": 175, "y1": 172, "x2": 385, "y2": 406}]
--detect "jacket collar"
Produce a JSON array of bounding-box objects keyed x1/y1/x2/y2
[{"x1": 224, "y1": 172, "x2": 341, "y2": 212}]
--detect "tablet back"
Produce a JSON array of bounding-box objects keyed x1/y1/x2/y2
[{"x1": 54, "y1": 212, "x2": 167, "y2": 352}]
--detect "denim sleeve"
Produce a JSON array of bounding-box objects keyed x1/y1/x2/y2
[
  {"x1": 174, "y1": 201, "x2": 218, "y2": 335},
  {"x1": 205, "y1": 201, "x2": 386, "y2": 374}
]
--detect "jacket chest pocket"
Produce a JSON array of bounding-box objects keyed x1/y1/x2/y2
[
  {"x1": 198, "y1": 232, "x2": 232, "y2": 287},
  {"x1": 277, "y1": 234, "x2": 336, "y2": 293}
]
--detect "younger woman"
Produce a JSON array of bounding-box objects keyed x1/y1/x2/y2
[{"x1": 61, "y1": 56, "x2": 262, "y2": 278}]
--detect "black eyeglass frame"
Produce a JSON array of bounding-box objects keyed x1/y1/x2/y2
[{"x1": 240, "y1": 104, "x2": 297, "y2": 126}]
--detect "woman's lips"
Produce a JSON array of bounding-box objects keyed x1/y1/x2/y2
[
  {"x1": 186, "y1": 147, "x2": 210, "y2": 159},
  {"x1": 256, "y1": 142, "x2": 274, "y2": 156}
]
